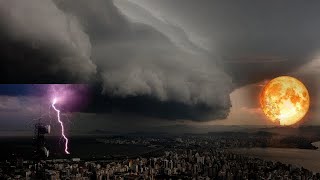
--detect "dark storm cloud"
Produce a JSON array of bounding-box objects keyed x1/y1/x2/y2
[
  {"x1": 2, "y1": 0, "x2": 320, "y2": 121},
  {"x1": 85, "y1": 84, "x2": 230, "y2": 121},
  {"x1": 114, "y1": 0, "x2": 320, "y2": 124},
  {"x1": 0, "y1": 0, "x2": 233, "y2": 120},
  {"x1": 127, "y1": 0, "x2": 320, "y2": 85},
  {"x1": 54, "y1": 0, "x2": 233, "y2": 120},
  {"x1": 0, "y1": 0, "x2": 96, "y2": 83}
]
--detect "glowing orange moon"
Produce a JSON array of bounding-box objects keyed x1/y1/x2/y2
[{"x1": 260, "y1": 76, "x2": 310, "y2": 126}]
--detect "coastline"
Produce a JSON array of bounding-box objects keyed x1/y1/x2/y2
[{"x1": 230, "y1": 147, "x2": 320, "y2": 173}]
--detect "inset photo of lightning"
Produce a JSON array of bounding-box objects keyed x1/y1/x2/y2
[{"x1": 1, "y1": 0, "x2": 320, "y2": 179}]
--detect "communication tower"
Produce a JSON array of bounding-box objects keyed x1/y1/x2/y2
[
  {"x1": 33, "y1": 119, "x2": 50, "y2": 159},
  {"x1": 32, "y1": 118, "x2": 50, "y2": 178}
]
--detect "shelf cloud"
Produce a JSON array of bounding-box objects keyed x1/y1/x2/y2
[{"x1": 1, "y1": 0, "x2": 320, "y2": 121}]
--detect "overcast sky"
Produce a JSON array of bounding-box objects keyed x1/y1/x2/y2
[{"x1": 1, "y1": 0, "x2": 320, "y2": 135}]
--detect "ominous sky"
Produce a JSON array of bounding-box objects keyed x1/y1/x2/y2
[{"x1": 1, "y1": 0, "x2": 320, "y2": 134}]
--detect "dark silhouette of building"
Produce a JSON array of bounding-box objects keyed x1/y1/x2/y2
[{"x1": 33, "y1": 119, "x2": 50, "y2": 179}]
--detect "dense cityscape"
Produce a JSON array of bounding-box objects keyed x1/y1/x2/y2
[
  {"x1": 3, "y1": 0, "x2": 320, "y2": 179},
  {"x1": 0, "y1": 131, "x2": 320, "y2": 179}
]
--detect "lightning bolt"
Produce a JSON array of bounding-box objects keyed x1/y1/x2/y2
[{"x1": 52, "y1": 98, "x2": 70, "y2": 154}]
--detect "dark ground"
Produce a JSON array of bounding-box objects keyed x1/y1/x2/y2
[{"x1": 0, "y1": 136, "x2": 154, "y2": 160}]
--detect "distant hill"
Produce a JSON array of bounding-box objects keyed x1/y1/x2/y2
[
  {"x1": 88, "y1": 129, "x2": 116, "y2": 135},
  {"x1": 259, "y1": 126, "x2": 320, "y2": 137}
]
